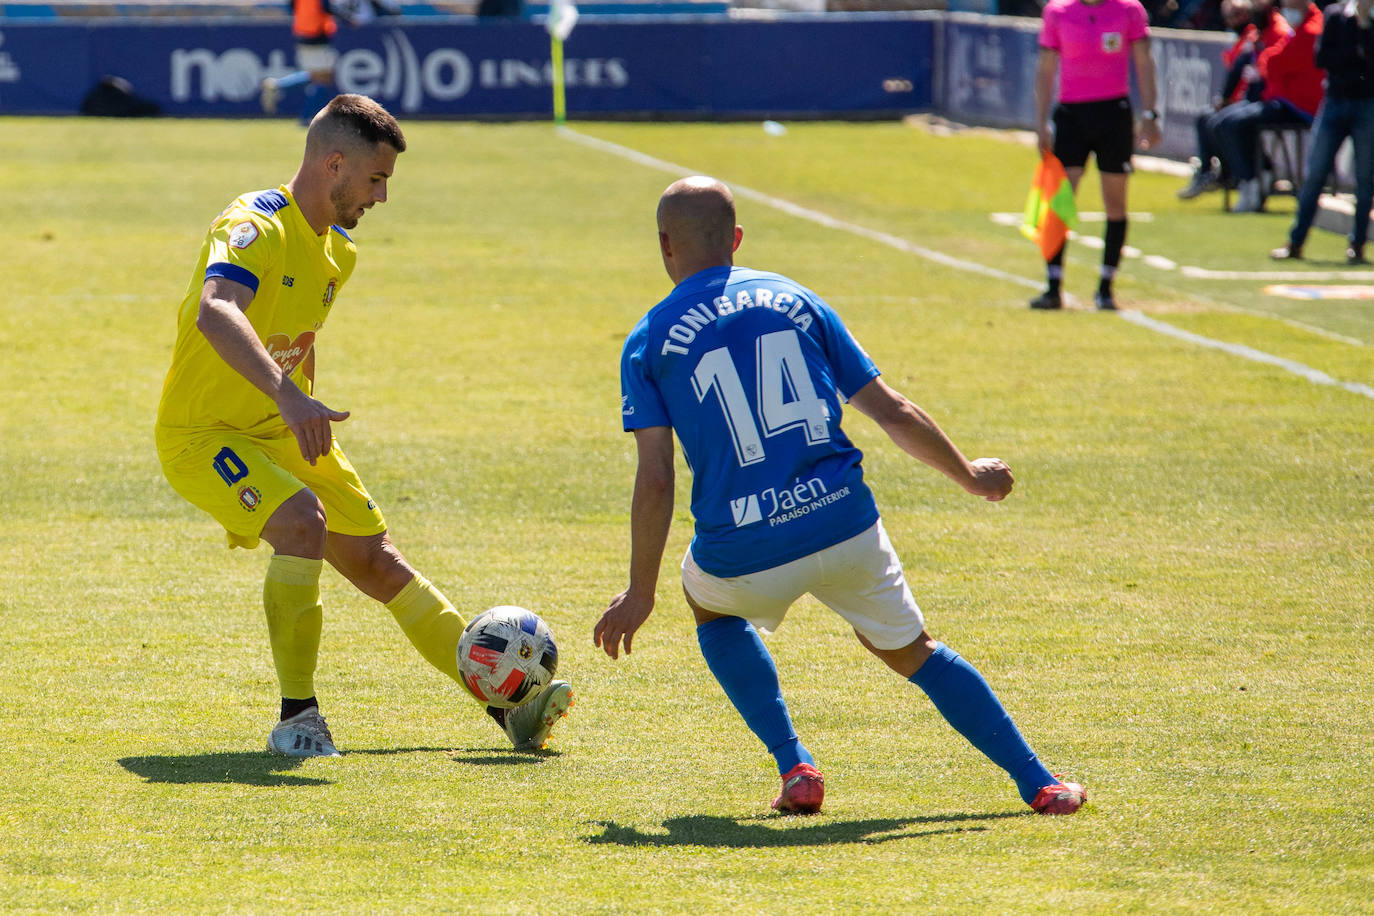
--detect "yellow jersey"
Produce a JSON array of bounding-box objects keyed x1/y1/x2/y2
[{"x1": 156, "y1": 186, "x2": 356, "y2": 454}]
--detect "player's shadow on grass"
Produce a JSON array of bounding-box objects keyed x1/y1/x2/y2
[
  {"x1": 440, "y1": 746, "x2": 565, "y2": 766},
  {"x1": 340, "y1": 745, "x2": 561, "y2": 766},
  {"x1": 585, "y1": 811, "x2": 1017, "y2": 848},
  {"x1": 120, "y1": 746, "x2": 557, "y2": 785},
  {"x1": 118, "y1": 752, "x2": 332, "y2": 787}
]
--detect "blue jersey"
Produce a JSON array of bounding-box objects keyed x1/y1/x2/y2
[{"x1": 620, "y1": 265, "x2": 881, "y2": 577}]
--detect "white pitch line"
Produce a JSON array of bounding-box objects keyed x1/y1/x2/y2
[
  {"x1": 1121, "y1": 312, "x2": 1374, "y2": 399},
  {"x1": 562, "y1": 128, "x2": 1041, "y2": 291},
  {"x1": 988, "y1": 210, "x2": 1155, "y2": 223},
  {"x1": 1078, "y1": 211, "x2": 1155, "y2": 221},
  {"x1": 1182, "y1": 265, "x2": 1374, "y2": 281},
  {"x1": 1266, "y1": 315, "x2": 1369, "y2": 346},
  {"x1": 989, "y1": 212, "x2": 1374, "y2": 283},
  {"x1": 561, "y1": 128, "x2": 1372, "y2": 399}
]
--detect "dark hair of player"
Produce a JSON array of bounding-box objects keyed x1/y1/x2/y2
[{"x1": 309, "y1": 93, "x2": 407, "y2": 156}]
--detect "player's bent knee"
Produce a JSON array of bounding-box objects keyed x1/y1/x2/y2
[
  {"x1": 362, "y1": 539, "x2": 415, "y2": 600},
  {"x1": 857, "y1": 628, "x2": 937, "y2": 678},
  {"x1": 261, "y1": 490, "x2": 328, "y2": 558},
  {"x1": 327, "y1": 531, "x2": 415, "y2": 603}
]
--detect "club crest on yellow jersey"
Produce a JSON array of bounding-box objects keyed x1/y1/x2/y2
[
  {"x1": 323, "y1": 278, "x2": 338, "y2": 308},
  {"x1": 229, "y1": 221, "x2": 259, "y2": 249},
  {"x1": 237, "y1": 484, "x2": 263, "y2": 512}
]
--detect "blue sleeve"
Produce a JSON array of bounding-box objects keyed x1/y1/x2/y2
[
  {"x1": 809, "y1": 295, "x2": 880, "y2": 398},
  {"x1": 620, "y1": 320, "x2": 671, "y2": 431},
  {"x1": 205, "y1": 261, "x2": 261, "y2": 293}
]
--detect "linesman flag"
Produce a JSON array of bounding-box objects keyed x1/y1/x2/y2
[{"x1": 1021, "y1": 152, "x2": 1078, "y2": 261}]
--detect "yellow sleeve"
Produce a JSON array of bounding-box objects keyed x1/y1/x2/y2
[{"x1": 204, "y1": 209, "x2": 282, "y2": 295}]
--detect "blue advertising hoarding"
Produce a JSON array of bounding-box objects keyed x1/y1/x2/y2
[
  {"x1": 0, "y1": 7, "x2": 1249, "y2": 163},
  {"x1": 0, "y1": 14, "x2": 936, "y2": 118}
]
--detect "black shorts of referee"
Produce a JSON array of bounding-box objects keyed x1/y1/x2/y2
[{"x1": 1053, "y1": 96, "x2": 1135, "y2": 174}]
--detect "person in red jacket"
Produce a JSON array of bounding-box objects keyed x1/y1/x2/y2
[
  {"x1": 1178, "y1": 0, "x2": 1278, "y2": 198},
  {"x1": 1211, "y1": 0, "x2": 1326, "y2": 211}
]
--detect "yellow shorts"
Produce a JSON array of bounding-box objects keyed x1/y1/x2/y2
[{"x1": 158, "y1": 425, "x2": 386, "y2": 549}]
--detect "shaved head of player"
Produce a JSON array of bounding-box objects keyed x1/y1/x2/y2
[{"x1": 656, "y1": 176, "x2": 743, "y2": 285}]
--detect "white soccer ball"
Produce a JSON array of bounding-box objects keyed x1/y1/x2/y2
[{"x1": 457, "y1": 606, "x2": 559, "y2": 709}]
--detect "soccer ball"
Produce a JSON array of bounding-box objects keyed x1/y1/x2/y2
[{"x1": 457, "y1": 606, "x2": 559, "y2": 709}]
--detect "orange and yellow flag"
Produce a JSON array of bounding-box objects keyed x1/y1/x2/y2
[{"x1": 1021, "y1": 152, "x2": 1078, "y2": 261}]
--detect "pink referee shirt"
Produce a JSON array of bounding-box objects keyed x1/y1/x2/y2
[{"x1": 1039, "y1": 0, "x2": 1149, "y2": 104}]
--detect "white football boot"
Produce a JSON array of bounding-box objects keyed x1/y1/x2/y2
[
  {"x1": 258, "y1": 78, "x2": 282, "y2": 114},
  {"x1": 266, "y1": 707, "x2": 340, "y2": 758},
  {"x1": 489, "y1": 680, "x2": 574, "y2": 751}
]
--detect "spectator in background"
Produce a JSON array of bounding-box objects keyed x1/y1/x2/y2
[
  {"x1": 1031, "y1": 0, "x2": 1161, "y2": 311},
  {"x1": 1178, "y1": 0, "x2": 1272, "y2": 198},
  {"x1": 261, "y1": 0, "x2": 399, "y2": 125},
  {"x1": 1187, "y1": 0, "x2": 1229, "y2": 29},
  {"x1": 1141, "y1": 0, "x2": 1180, "y2": 24},
  {"x1": 1250, "y1": 0, "x2": 1292, "y2": 32},
  {"x1": 1211, "y1": 0, "x2": 1326, "y2": 211},
  {"x1": 1271, "y1": 0, "x2": 1374, "y2": 263}
]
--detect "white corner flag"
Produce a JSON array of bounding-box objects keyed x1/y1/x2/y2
[{"x1": 547, "y1": 0, "x2": 579, "y2": 42}]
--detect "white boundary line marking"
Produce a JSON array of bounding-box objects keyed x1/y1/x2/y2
[
  {"x1": 1273, "y1": 318, "x2": 1368, "y2": 346},
  {"x1": 1180, "y1": 266, "x2": 1374, "y2": 281},
  {"x1": 994, "y1": 212, "x2": 1368, "y2": 346},
  {"x1": 560, "y1": 128, "x2": 1042, "y2": 292},
  {"x1": 990, "y1": 212, "x2": 1374, "y2": 283},
  {"x1": 560, "y1": 128, "x2": 1373, "y2": 400},
  {"x1": 1120, "y1": 312, "x2": 1374, "y2": 398}
]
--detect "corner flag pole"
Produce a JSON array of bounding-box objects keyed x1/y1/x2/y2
[
  {"x1": 551, "y1": 34, "x2": 567, "y2": 126},
  {"x1": 546, "y1": 0, "x2": 578, "y2": 126}
]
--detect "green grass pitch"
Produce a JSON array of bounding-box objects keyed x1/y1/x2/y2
[{"x1": 1, "y1": 116, "x2": 1371, "y2": 913}]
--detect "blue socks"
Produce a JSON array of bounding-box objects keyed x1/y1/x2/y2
[
  {"x1": 697, "y1": 616, "x2": 814, "y2": 776},
  {"x1": 696, "y1": 619, "x2": 1055, "y2": 802},
  {"x1": 910, "y1": 644, "x2": 1057, "y2": 804},
  {"x1": 275, "y1": 71, "x2": 312, "y2": 91}
]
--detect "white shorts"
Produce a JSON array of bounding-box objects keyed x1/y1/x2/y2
[
  {"x1": 681, "y1": 519, "x2": 925, "y2": 651},
  {"x1": 296, "y1": 43, "x2": 339, "y2": 74}
]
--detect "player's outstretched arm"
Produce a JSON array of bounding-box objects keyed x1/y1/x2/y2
[
  {"x1": 847, "y1": 377, "x2": 1013, "y2": 502},
  {"x1": 594, "y1": 426, "x2": 676, "y2": 659},
  {"x1": 197, "y1": 277, "x2": 349, "y2": 465}
]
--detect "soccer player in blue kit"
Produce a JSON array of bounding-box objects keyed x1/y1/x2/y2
[{"x1": 594, "y1": 176, "x2": 1086, "y2": 815}]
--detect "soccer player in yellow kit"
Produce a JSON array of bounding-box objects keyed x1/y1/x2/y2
[{"x1": 156, "y1": 94, "x2": 572, "y2": 757}]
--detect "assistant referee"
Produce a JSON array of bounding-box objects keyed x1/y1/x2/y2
[{"x1": 1033, "y1": 0, "x2": 1161, "y2": 311}]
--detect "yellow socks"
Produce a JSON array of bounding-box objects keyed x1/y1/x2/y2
[
  {"x1": 265, "y1": 562, "x2": 472, "y2": 702},
  {"x1": 385, "y1": 574, "x2": 469, "y2": 688},
  {"x1": 263, "y1": 555, "x2": 324, "y2": 701}
]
